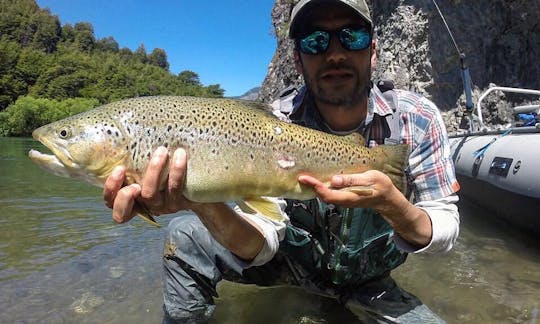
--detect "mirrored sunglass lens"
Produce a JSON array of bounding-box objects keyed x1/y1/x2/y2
[
  {"x1": 340, "y1": 28, "x2": 371, "y2": 50},
  {"x1": 300, "y1": 31, "x2": 330, "y2": 54}
]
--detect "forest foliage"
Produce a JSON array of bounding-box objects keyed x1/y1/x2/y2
[{"x1": 0, "y1": 0, "x2": 225, "y2": 136}]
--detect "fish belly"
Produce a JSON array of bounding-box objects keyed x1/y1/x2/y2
[{"x1": 182, "y1": 142, "x2": 318, "y2": 202}]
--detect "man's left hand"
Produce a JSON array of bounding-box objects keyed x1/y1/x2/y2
[
  {"x1": 299, "y1": 170, "x2": 432, "y2": 247},
  {"x1": 298, "y1": 170, "x2": 409, "y2": 217}
]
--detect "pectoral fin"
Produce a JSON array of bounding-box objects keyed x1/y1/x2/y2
[
  {"x1": 236, "y1": 198, "x2": 285, "y2": 222},
  {"x1": 134, "y1": 201, "x2": 161, "y2": 227}
]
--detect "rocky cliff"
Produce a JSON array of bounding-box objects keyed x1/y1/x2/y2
[{"x1": 259, "y1": 0, "x2": 540, "y2": 132}]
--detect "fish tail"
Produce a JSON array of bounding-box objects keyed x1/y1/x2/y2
[{"x1": 375, "y1": 144, "x2": 410, "y2": 194}]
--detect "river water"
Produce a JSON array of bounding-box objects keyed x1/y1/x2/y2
[{"x1": 1, "y1": 137, "x2": 539, "y2": 323}]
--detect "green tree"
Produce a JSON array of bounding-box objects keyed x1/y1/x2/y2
[
  {"x1": 30, "y1": 50, "x2": 95, "y2": 100},
  {"x1": 205, "y1": 84, "x2": 225, "y2": 97},
  {"x1": 148, "y1": 47, "x2": 169, "y2": 70},
  {"x1": 73, "y1": 22, "x2": 95, "y2": 52},
  {"x1": 95, "y1": 36, "x2": 119, "y2": 53},
  {"x1": 118, "y1": 47, "x2": 133, "y2": 60},
  {"x1": 0, "y1": 0, "x2": 41, "y2": 45},
  {"x1": 60, "y1": 23, "x2": 75, "y2": 43},
  {"x1": 0, "y1": 96, "x2": 98, "y2": 136},
  {"x1": 0, "y1": 0, "x2": 226, "y2": 129},
  {"x1": 0, "y1": 111, "x2": 9, "y2": 136},
  {"x1": 29, "y1": 9, "x2": 61, "y2": 52},
  {"x1": 2, "y1": 96, "x2": 53, "y2": 136},
  {"x1": 178, "y1": 70, "x2": 201, "y2": 86},
  {"x1": 134, "y1": 43, "x2": 147, "y2": 63},
  {"x1": 0, "y1": 38, "x2": 22, "y2": 109},
  {"x1": 15, "y1": 47, "x2": 48, "y2": 87}
]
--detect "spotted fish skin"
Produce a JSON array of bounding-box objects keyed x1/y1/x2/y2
[{"x1": 29, "y1": 95, "x2": 409, "y2": 204}]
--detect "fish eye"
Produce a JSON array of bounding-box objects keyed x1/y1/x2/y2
[{"x1": 58, "y1": 128, "x2": 71, "y2": 139}]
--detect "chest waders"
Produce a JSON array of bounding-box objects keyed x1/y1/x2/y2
[
  {"x1": 282, "y1": 199, "x2": 407, "y2": 287},
  {"x1": 278, "y1": 82, "x2": 408, "y2": 287}
]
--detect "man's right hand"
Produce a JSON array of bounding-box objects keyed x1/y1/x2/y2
[
  {"x1": 103, "y1": 147, "x2": 197, "y2": 223},
  {"x1": 103, "y1": 147, "x2": 266, "y2": 260}
]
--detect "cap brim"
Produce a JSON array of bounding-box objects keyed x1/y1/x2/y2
[{"x1": 289, "y1": 0, "x2": 372, "y2": 38}]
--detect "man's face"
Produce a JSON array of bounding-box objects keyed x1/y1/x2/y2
[{"x1": 295, "y1": 5, "x2": 373, "y2": 108}]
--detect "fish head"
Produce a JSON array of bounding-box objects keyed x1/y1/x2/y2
[{"x1": 28, "y1": 110, "x2": 130, "y2": 187}]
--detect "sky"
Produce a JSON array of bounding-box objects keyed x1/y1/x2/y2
[{"x1": 35, "y1": 0, "x2": 277, "y2": 97}]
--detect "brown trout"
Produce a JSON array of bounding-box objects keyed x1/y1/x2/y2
[{"x1": 28, "y1": 96, "x2": 409, "y2": 225}]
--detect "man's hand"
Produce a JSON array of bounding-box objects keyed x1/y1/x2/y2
[
  {"x1": 103, "y1": 147, "x2": 195, "y2": 223},
  {"x1": 299, "y1": 170, "x2": 432, "y2": 247},
  {"x1": 298, "y1": 170, "x2": 407, "y2": 214}
]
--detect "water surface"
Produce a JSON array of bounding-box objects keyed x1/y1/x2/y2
[{"x1": 1, "y1": 137, "x2": 539, "y2": 323}]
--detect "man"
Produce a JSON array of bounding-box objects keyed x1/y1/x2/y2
[{"x1": 103, "y1": 0, "x2": 460, "y2": 322}]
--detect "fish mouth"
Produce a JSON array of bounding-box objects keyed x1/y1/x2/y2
[
  {"x1": 29, "y1": 127, "x2": 114, "y2": 188},
  {"x1": 28, "y1": 149, "x2": 75, "y2": 178},
  {"x1": 29, "y1": 128, "x2": 81, "y2": 173}
]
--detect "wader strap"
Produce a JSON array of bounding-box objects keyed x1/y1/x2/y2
[{"x1": 377, "y1": 80, "x2": 401, "y2": 145}]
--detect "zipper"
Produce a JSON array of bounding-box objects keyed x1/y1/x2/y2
[{"x1": 329, "y1": 207, "x2": 352, "y2": 284}]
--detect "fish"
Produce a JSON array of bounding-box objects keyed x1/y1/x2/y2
[{"x1": 28, "y1": 96, "x2": 410, "y2": 225}]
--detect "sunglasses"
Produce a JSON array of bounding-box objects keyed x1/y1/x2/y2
[{"x1": 298, "y1": 25, "x2": 372, "y2": 55}]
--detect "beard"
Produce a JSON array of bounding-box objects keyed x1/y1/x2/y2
[{"x1": 304, "y1": 61, "x2": 371, "y2": 107}]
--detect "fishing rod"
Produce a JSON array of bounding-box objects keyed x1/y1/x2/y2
[{"x1": 431, "y1": 0, "x2": 474, "y2": 113}]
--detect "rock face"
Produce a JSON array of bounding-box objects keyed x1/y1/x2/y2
[{"x1": 260, "y1": 0, "x2": 540, "y2": 131}]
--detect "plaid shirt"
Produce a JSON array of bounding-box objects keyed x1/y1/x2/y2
[
  {"x1": 288, "y1": 85, "x2": 460, "y2": 203},
  {"x1": 245, "y1": 84, "x2": 460, "y2": 265}
]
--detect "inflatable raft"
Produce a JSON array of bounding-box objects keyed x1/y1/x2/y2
[{"x1": 449, "y1": 87, "x2": 540, "y2": 235}]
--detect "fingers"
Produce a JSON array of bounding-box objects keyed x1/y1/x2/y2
[
  {"x1": 107, "y1": 147, "x2": 190, "y2": 223},
  {"x1": 167, "y1": 148, "x2": 187, "y2": 206},
  {"x1": 103, "y1": 166, "x2": 125, "y2": 209},
  {"x1": 298, "y1": 175, "x2": 327, "y2": 192},
  {"x1": 298, "y1": 172, "x2": 379, "y2": 207},
  {"x1": 103, "y1": 165, "x2": 139, "y2": 223},
  {"x1": 141, "y1": 146, "x2": 169, "y2": 206},
  {"x1": 330, "y1": 173, "x2": 372, "y2": 189},
  {"x1": 298, "y1": 175, "x2": 356, "y2": 203},
  {"x1": 140, "y1": 147, "x2": 190, "y2": 215},
  {"x1": 112, "y1": 184, "x2": 141, "y2": 223}
]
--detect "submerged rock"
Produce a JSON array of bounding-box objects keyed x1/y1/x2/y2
[{"x1": 70, "y1": 291, "x2": 105, "y2": 314}]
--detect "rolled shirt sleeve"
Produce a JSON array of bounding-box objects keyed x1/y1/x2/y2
[
  {"x1": 233, "y1": 198, "x2": 289, "y2": 267},
  {"x1": 393, "y1": 194, "x2": 460, "y2": 254}
]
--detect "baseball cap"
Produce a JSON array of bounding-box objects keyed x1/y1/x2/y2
[{"x1": 289, "y1": 0, "x2": 372, "y2": 38}]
